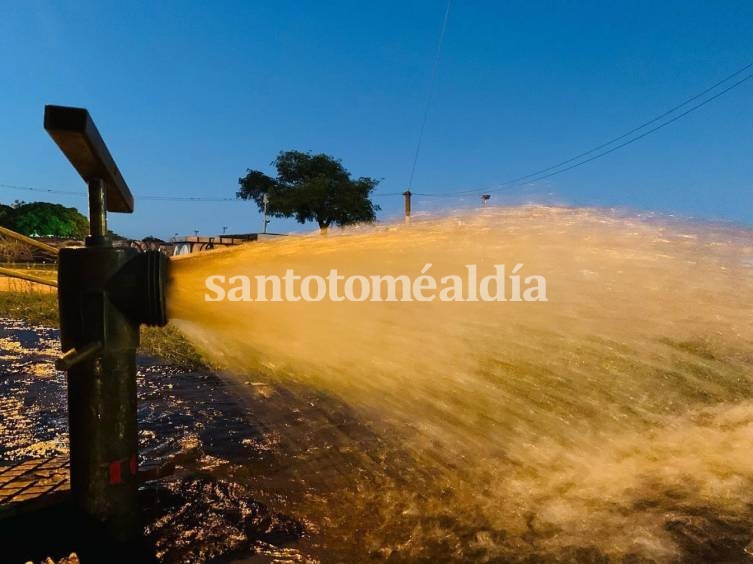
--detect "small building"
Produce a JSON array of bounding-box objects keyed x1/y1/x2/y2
[{"x1": 171, "y1": 233, "x2": 284, "y2": 256}]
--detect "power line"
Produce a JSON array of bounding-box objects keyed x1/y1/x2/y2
[
  {"x1": 489, "y1": 69, "x2": 753, "y2": 192},
  {"x1": 432, "y1": 58, "x2": 753, "y2": 197},
  {"x1": 142, "y1": 195, "x2": 235, "y2": 201},
  {"x1": 492, "y1": 58, "x2": 753, "y2": 189},
  {"x1": 1, "y1": 183, "x2": 79, "y2": 196},
  {"x1": 4, "y1": 59, "x2": 752, "y2": 205},
  {"x1": 0, "y1": 182, "x2": 408, "y2": 201},
  {"x1": 0, "y1": 183, "x2": 237, "y2": 202},
  {"x1": 407, "y1": 0, "x2": 452, "y2": 190}
]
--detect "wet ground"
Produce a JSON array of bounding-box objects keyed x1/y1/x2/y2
[
  {"x1": 0, "y1": 319, "x2": 453, "y2": 563},
  {"x1": 0, "y1": 317, "x2": 432, "y2": 563},
  {"x1": 5, "y1": 316, "x2": 753, "y2": 563},
  {"x1": 0, "y1": 319, "x2": 311, "y2": 563}
]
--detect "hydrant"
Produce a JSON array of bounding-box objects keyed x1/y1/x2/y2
[{"x1": 45, "y1": 105, "x2": 168, "y2": 540}]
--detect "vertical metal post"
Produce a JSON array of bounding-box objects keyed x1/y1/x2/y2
[
  {"x1": 403, "y1": 190, "x2": 412, "y2": 224},
  {"x1": 88, "y1": 178, "x2": 108, "y2": 243}
]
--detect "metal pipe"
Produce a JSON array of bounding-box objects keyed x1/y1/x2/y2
[
  {"x1": 0, "y1": 266, "x2": 58, "y2": 288},
  {"x1": 0, "y1": 225, "x2": 59, "y2": 256},
  {"x1": 55, "y1": 340, "x2": 102, "y2": 371},
  {"x1": 87, "y1": 178, "x2": 108, "y2": 244}
]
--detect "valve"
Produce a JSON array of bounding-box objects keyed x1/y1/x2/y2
[{"x1": 45, "y1": 105, "x2": 168, "y2": 540}]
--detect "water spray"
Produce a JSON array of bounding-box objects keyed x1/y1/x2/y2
[{"x1": 44, "y1": 105, "x2": 168, "y2": 540}]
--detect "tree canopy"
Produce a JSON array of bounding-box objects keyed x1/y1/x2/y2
[
  {"x1": 0, "y1": 201, "x2": 89, "y2": 238},
  {"x1": 237, "y1": 151, "x2": 380, "y2": 230}
]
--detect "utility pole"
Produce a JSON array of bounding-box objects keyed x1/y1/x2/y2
[
  {"x1": 262, "y1": 193, "x2": 270, "y2": 233},
  {"x1": 402, "y1": 190, "x2": 412, "y2": 224},
  {"x1": 222, "y1": 226, "x2": 228, "y2": 235}
]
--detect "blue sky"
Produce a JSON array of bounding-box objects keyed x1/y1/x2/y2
[{"x1": 1, "y1": 1, "x2": 752, "y2": 239}]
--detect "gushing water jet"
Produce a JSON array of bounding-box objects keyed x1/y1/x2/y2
[{"x1": 166, "y1": 206, "x2": 753, "y2": 560}]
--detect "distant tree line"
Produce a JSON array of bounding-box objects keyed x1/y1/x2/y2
[{"x1": 0, "y1": 201, "x2": 88, "y2": 238}]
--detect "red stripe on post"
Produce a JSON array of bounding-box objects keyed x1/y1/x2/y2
[{"x1": 109, "y1": 460, "x2": 122, "y2": 485}]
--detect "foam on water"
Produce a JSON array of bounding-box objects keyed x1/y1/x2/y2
[{"x1": 167, "y1": 206, "x2": 753, "y2": 560}]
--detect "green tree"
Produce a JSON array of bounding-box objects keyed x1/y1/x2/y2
[
  {"x1": 237, "y1": 151, "x2": 380, "y2": 230},
  {"x1": 2, "y1": 201, "x2": 89, "y2": 238},
  {"x1": 0, "y1": 203, "x2": 12, "y2": 227}
]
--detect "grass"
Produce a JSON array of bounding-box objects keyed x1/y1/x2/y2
[
  {"x1": 140, "y1": 324, "x2": 207, "y2": 370},
  {"x1": 0, "y1": 290, "x2": 207, "y2": 370},
  {"x1": 0, "y1": 290, "x2": 59, "y2": 326}
]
